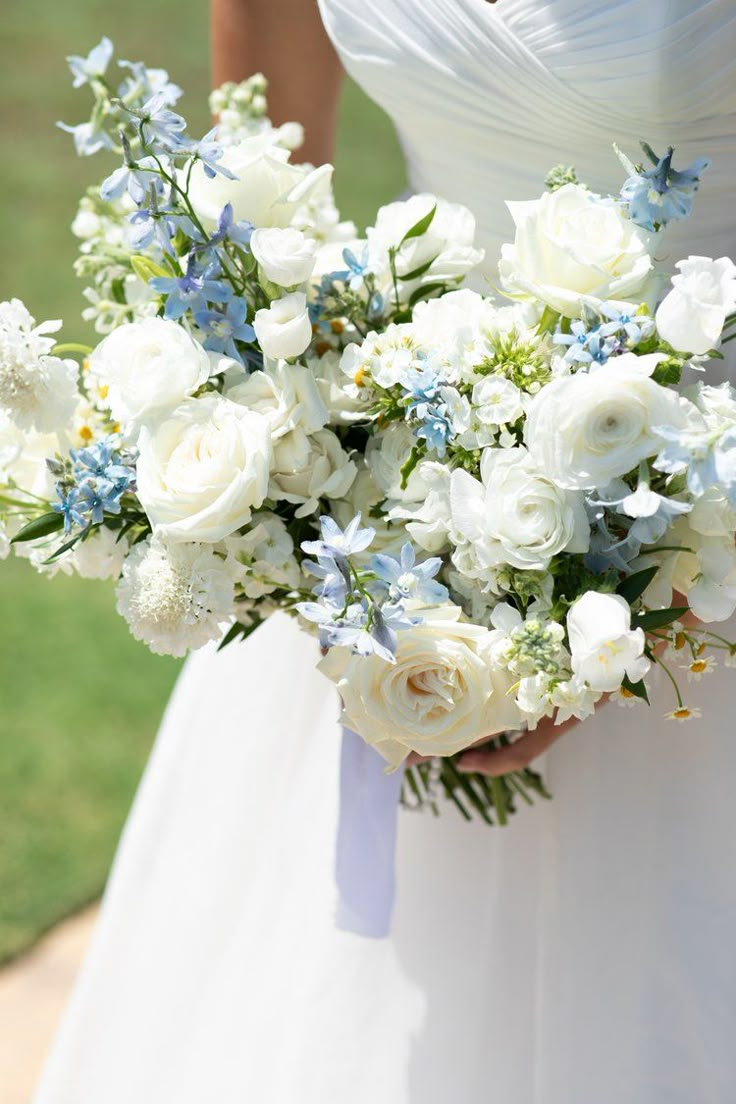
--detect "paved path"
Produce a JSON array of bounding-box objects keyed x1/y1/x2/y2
[{"x1": 0, "y1": 906, "x2": 97, "y2": 1104}]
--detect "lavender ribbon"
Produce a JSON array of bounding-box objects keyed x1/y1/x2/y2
[{"x1": 335, "y1": 727, "x2": 405, "y2": 938}]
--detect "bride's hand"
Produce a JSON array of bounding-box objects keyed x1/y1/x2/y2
[{"x1": 456, "y1": 712, "x2": 584, "y2": 777}]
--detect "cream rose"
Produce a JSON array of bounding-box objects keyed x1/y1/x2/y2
[
  {"x1": 136, "y1": 393, "x2": 272, "y2": 542},
  {"x1": 525, "y1": 353, "x2": 694, "y2": 489},
  {"x1": 499, "y1": 183, "x2": 654, "y2": 317},
  {"x1": 319, "y1": 606, "x2": 521, "y2": 767},
  {"x1": 253, "y1": 292, "x2": 313, "y2": 360},
  {"x1": 269, "y1": 428, "x2": 356, "y2": 517},
  {"x1": 187, "y1": 133, "x2": 333, "y2": 228},
  {"x1": 250, "y1": 226, "x2": 317, "y2": 288},
  {"x1": 226, "y1": 360, "x2": 327, "y2": 440},
  {"x1": 89, "y1": 319, "x2": 212, "y2": 431}
]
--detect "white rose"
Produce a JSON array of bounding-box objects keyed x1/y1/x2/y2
[
  {"x1": 656, "y1": 256, "x2": 736, "y2": 355},
  {"x1": 525, "y1": 353, "x2": 694, "y2": 489},
  {"x1": 319, "y1": 605, "x2": 521, "y2": 767},
  {"x1": 269, "y1": 427, "x2": 356, "y2": 517},
  {"x1": 253, "y1": 292, "x2": 312, "y2": 360},
  {"x1": 567, "y1": 591, "x2": 650, "y2": 692},
  {"x1": 187, "y1": 132, "x2": 334, "y2": 228},
  {"x1": 367, "y1": 194, "x2": 484, "y2": 296},
  {"x1": 226, "y1": 360, "x2": 327, "y2": 440},
  {"x1": 136, "y1": 394, "x2": 272, "y2": 542},
  {"x1": 499, "y1": 184, "x2": 654, "y2": 317},
  {"x1": 250, "y1": 226, "x2": 318, "y2": 288},
  {"x1": 89, "y1": 319, "x2": 212, "y2": 431},
  {"x1": 450, "y1": 446, "x2": 589, "y2": 573}
]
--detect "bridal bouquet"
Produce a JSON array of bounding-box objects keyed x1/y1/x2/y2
[{"x1": 3, "y1": 41, "x2": 736, "y2": 824}]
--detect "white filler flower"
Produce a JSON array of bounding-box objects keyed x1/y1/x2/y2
[
  {"x1": 567, "y1": 591, "x2": 650, "y2": 693},
  {"x1": 0, "y1": 298, "x2": 78, "y2": 432}
]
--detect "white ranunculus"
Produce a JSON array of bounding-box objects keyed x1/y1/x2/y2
[
  {"x1": 309, "y1": 349, "x2": 366, "y2": 425},
  {"x1": 450, "y1": 446, "x2": 589, "y2": 575},
  {"x1": 250, "y1": 226, "x2": 318, "y2": 288},
  {"x1": 116, "y1": 536, "x2": 238, "y2": 656},
  {"x1": 269, "y1": 428, "x2": 356, "y2": 517},
  {"x1": 0, "y1": 299, "x2": 77, "y2": 432},
  {"x1": 187, "y1": 132, "x2": 333, "y2": 228},
  {"x1": 525, "y1": 353, "x2": 695, "y2": 489},
  {"x1": 319, "y1": 605, "x2": 522, "y2": 767},
  {"x1": 89, "y1": 319, "x2": 212, "y2": 431},
  {"x1": 136, "y1": 393, "x2": 272, "y2": 542},
  {"x1": 253, "y1": 292, "x2": 312, "y2": 360},
  {"x1": 366, "y1": 194, "x2": 484, "y2": 297},
  {"x1": 226, "y1": 360, "x2": 327, "y2": 440},
  {"x1": 498, "y1": 184, "x2": 654, "y2": 317},
  {"x1": 655, "y1": 256, "x2": 736, "y2": 355},
  {"x1": 567, "y1": 591, "x2": 650, "y2": 692}
]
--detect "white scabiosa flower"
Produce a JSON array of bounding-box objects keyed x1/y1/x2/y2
[
  {"x1": 0, "y1": 299, "x2": 78, "y2": 432},
  {"x1": 116, "y1": 537, "x2": 237, "y2": 657}
]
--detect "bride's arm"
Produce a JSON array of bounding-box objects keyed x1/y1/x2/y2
[{"x1": 211, "y1": 0, "x2": 344, "y2": 165}]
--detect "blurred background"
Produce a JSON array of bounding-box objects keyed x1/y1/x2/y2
[{"x1": 0, "y1": 0, "x2": 405, "y2": 965}]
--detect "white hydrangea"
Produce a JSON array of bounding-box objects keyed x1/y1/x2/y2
[
  {"x1": 0, "y1": 299, "x2": 78, "y2": 432},
  {"x1": 116, "y1": 537, "x2": 238, "y2": 657},
  {"x1": 70, "y1": 526, "x2": 129, "y2": 580},
  {"x1": 224, "y1": 513, "x2": 300, "y2": 599}
]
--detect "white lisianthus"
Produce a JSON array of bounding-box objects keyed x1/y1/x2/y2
[
  {"x1": 250, "y1": 227, "x2": 318, "y2": 287},
  {"x1": 187, "y1": 132, "x2": 333, "y2": 228},
  {"x1": 269, "y1": 428, "x2": 356, "y2": 517},
  {"x1": 525, "y1": 353, "x2": 695, "y2": 489},
  {"x1": 499, "y1": 184, "x2": 654, "y2": 316},
  {"x1": 136, "y1": 394, "x2": 272, "y2": 542},
  {"x1": 655, "y1": 256, "x2": 736, "y2": 355},
  {"x1": 318, "y1": 605, "x2": 521, "y2": 767},
  {"x1": 116, "y1": 537, "x2": 238, "y2": 657},
  {"x1": 366, "y1": 194, "x2": 484, "y2": 296},
  {"x1": 70, "y1": 526, "x2": 129, "y2": 580},
  {"x1": 388, "y1": 461, "x2": 452, "y2": 554},
  {"x1": 450, "y1": 446, "x2": 589, "y2": 574},
  {"x1": 226, "y1": 360, "x2": 327, "y2": 440},
  {"x1": 309, "y1": 349, "x2": 366, "y2": 425},
  {"x1": 224, "y1": 512, "x2": 301, "y2": 599},
  {"x1": 89, "y1": 319, "x2": 212, "y2": 431},
  {"x1": 0, "y1": 299, "x2": 78, "y2": 432},
  {"x1": 567, "y1": 591, "x2": 650, "y2": 692},
  {"x1": 253, "y1": 292, "x2": 312, "y2": 360}
]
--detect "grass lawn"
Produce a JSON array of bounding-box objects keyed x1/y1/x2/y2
[{"x1": 0, "y1": 0, "x2": 405, "y2": 963}]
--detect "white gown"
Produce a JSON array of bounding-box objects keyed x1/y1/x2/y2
[{"x1": 36, "y1": 3, "x2": 736, "y2": 1102}]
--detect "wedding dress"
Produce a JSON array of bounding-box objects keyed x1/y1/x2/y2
[{"x1": 35, "y1": 3, "x2": 736, "y2": 1102}]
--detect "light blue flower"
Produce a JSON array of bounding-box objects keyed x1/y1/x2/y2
[
  {"x1": 77, "y1": 479, "x2": 122, "y2": 525},
  {"x1": 66, "y1": 37, "x2": 113, "y2": 88},
  {"x1": 371, "y1": 542, "x2": 448, "y2": 606},
  {"x1": 599, "y1": 302, "x2": 654, "y2": 347},
  {"x1": 302, "y1": 514, "x2": 376, "y2": 564},
  {"x1": 205, "y1": 203, "x2": 254, "y2": 250},
  {"x1": 341, "y1": 245, "x2": 371, "y2": 291},
  {"x1": 415, "y1": 406, "x2": 453, "y2": 457},
  {"x1": 52, "y1": 487, "x2": 87, "y2": 534},
  {"x1": 555, "y1": 318, "x2": 619, "y2": 365},
  {"x1": 117, "y1": 60, "x2": 183, "y2": 110},
  {"x1": 620, "y1": 144, "x2": 710, "y2": 232},
  {"x1": 57, "y1": 119, "x2": 116, "y2": 157},
  {"x1": 137, "y1": 92, "x2": 188, "y2": 152},
  {"x1": 150, "y1": 256, "x2": 232, "y2": 321},
  {"x1": 194, "y1": 298, "x2": 255, "y2": 362},
  {"x1": 655, "y1": 422, "x2": 736, "y2": 505},
  {"x1": 100, "y1": 148, "x2": 164, "y2": 205}
]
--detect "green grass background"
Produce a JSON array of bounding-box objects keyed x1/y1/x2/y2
[{"x1": 0, "y1": 0, "x2": 405, "y2": 963}]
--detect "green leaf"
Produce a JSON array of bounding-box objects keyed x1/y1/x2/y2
[
  {"x1": 632, "y1": 606, "x2": 688, "y2": 631},
  {"x1": 397, "y1": 255, "x2": 439, "y2": 282},
  {"x1": 621, "y1": 673, "x2": 650, "y2": 704},
  {"x1": 408, "y1": 280, "x2": 447, "y2": 308},
  {"x1": 651, "y1": 357, "x2": 683, "y2": 386},
  {"x1": 617, "y1": 565, "x2": 658, "y2": 605},
  {"x1": 398, "y1": 203, "x2": 437, "y2": 246},
  {"x1": 130, "y1": 254, "x2": 170, "y2": 284},
  {"x1": 42, "y1": 532, "x2": 84, "y2": 565},
  {"x1": 399, "y1": 443, "x2": 426, "y2": 490},
  {"x1": 10, "y1": 512, "x2": 64, "y2": 544}
]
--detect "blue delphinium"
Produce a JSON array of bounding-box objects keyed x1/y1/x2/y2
[
  {"x1": 654, "y1": 422, "x2": 736, "y2": 506},
  {"x1": 205, "y1": 203, "x2": 254, "y2": 250},
  {"x1": 195, "y1": 298, "x2": 255, "y2": 362},
  {"x1": 619, "y1": 143, "x2": 710, "y2": 233},
  {"x1": 188, "y1": 128, "x2": 238, "y2": 180},
  {"x1": 150, "y1": 255, "x2": 232, "y2": 321}
]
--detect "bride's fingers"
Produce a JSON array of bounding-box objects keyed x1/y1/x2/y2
[{"x1": 457, "y1": 714, "x2": 581, "y2": 777}]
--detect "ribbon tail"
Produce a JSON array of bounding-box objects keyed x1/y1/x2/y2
[{"x1": 334, "y1": 726, "x2": 404, "y2": 938}]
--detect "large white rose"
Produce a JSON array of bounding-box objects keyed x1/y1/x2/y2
[
  {"x1": 253, "y1": 292, "x2": 312, "y2": 360},
  {"x1": 525, "y1": 353, "x2": 695, "y2": 489},
  {"x1": 187, "y1": 133, "x2": 333, "y2": 228},
  {"x1": 318, "y1": 605, "x2": 521, "y2": 767},
  {"x1": 250, "y1": 226, "x2": 318, "y2": 288},
  {"x1": 567, "y1": 591, "x2": 650, "y2": 692},
  {"x1": 655, "y1": 256, "x2": 736, "y2": 355},
  {"x1": 498, "y1": 184, "x2": 654, "y2": 316},
  {"x1": 226, "y1": 360, "x2": 327, "y2": 440},
  {"x1": 366, "y1": 194, "x2": 484, "y2": 296},
  {"x1": 450, "y1": 446, "x2": 589, "y2": 575},
  {"x1": 136, "y1": 393, "x2": 271, "y2": 542},
  {"x1": 269, "y1": 428, "x2": 356, "y2": 517},
  {"x1": 89, "y1": 319, "x2": 212, "y2": 431}
]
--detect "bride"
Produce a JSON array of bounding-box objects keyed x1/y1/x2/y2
[{"x1": 35, "y1": 2, "x2": 736, "y2": 1102}]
